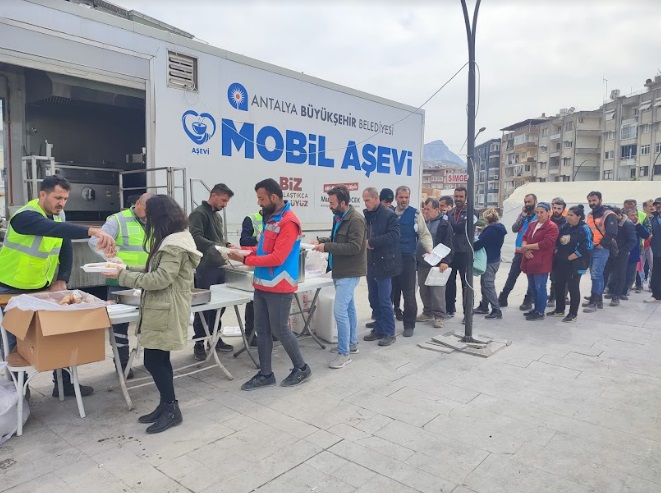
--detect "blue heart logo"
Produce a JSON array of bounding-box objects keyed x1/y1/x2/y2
[{"x1": 182, "y1": 110, "x2": 216, "y2": 145}]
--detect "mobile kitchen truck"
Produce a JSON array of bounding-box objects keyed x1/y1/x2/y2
[{"x1": 0, "y1": 0, "x2": 425, "y2": 289}]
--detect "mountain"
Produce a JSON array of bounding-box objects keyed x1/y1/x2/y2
[{"x1": 423, "y1": 140, "x2": 465, "y2": 167}]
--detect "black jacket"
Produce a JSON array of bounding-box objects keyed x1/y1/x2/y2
[
  {"x1": 189, "y1": 201, "x2": 228, "y2": 269},
  {"x1": 650, "y1": 212, "x2": 661, "y2": 257},
  {"x1": 554, "y1": 221, "x2": 593, "y2": 273},
  {"x1": 448, "y1": 206, "x2": 474, "y2": 253},
  {"x1": 614, "y1": 218, "x2": 637, "y2": 257},
  {"x1": 364, "y1": 204, "x2": 402, "y2": 279}
]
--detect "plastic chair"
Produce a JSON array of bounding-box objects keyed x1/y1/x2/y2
[{"x1": 0, "y1": 296, "x2": 86, "y2": 437}]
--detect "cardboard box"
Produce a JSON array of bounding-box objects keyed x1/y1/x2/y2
[{"x1": 2, "y1": 301, "x2": 110, "y2": 372}]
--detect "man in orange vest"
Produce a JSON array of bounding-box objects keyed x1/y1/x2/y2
[{"x1": 583, "y1": 191, "x2": 618, "y2": 313}]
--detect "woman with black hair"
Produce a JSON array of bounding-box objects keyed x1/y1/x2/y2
[
  {"x1": 547, "y1": 205, "x2": 593, "y2": 323},
  {"x1": 105, "y1": 195, "x2": 202, "y2": 433}
]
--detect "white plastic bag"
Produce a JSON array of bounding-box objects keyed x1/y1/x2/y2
[
  {"x1": 425, "y1": 267, "x2": 452, "y2": 286},
  {"x1": 304, "y1": 250, "x2": 328, "y2": 278},
  {"x1": 0, "y1": 372, "x2": 30, "y2": 445},
  {"x1": 5, "y1": 290, "x2": 107, "y2": 312}
]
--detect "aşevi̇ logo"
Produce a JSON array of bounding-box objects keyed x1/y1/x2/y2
[
  {"x1": 227, "y1": 82, "x2": 249, "y2": 111},
  {"x1": 182, "y1": 110, "x2": 216, "y2": 145}
]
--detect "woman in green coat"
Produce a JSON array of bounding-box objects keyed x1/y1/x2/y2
[{"x1": 104, "y1": 195, "x2": 202, "y2": 434}]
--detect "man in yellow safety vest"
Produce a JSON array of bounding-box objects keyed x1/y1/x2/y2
[
  {"x1": 89, "y1": 192, "x2": 153, "y2": 379},
  {"x1": 0, "y1": 175, "x2": 115, "y2": 398}
]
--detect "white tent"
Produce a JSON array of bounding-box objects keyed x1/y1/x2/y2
[{"x1": 500, "y1": 181, "x2": 661, "y2": 259}]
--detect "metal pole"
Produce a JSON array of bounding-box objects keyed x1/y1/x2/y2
[
  {"x1": 461, "y1": 0, "x2": 481, "y2": 342},
  {"x1": 651, "y1": 151, "x2": 661, "y2": 181}
]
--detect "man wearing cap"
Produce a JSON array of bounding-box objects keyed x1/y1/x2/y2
[
  {"x1": 379, "y1": 188, "x2": 395, "y2": 211},
  {"x1": 644, "y1": 197, "x2": 661, "y2": 303}
]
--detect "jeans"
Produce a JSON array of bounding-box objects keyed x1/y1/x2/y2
[
  {"x1": 500, "y1": 252, "x2": 532, "y2": 300},
  {"x1": 391, "y1": 254, "x2": 417, "y2": 329},
  {"x1": 554, "y1": 268, "x2": 581, "y2": 316},
  {"x1": 0, "y1": 284, "x2": 72, "y2": 385},
  {"x1": 333, "y1": 277, "x2": 359, "y2": 355},
  {"x1": 480, "y1": 261, "x2": 500, "y2": 310},
  {"x1": 193, "y1": 266, "x2": 226, "y2": 340},
  {"x1": 143, "y1": 348, "x2": 175, "y2": 403},
  {"x1": 590, "y1": 247, "x2": 610, "y2": 295},
  {"x1": 367, "y1": 267, "x2": 395, "y2": 337},
  {"x1": 253, "y1": 290, "x2": 306, "y2": 376},
  {"x1": 417, "y1": 263, "x2": 446, "y2": 318},
  {"x1": 527, "y1": 273, "x2": 549, "y2": 314},
  {"x1": 446, "y1": 251, "x2": 468, "y2": 314}
]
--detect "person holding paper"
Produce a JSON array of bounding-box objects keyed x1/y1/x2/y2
[
  {"x1": 473, "y1": 209, "x2": 507, "y2": 320},
  {"x1": 416, "y1": 198, "x2": 453, "y2": 328}
]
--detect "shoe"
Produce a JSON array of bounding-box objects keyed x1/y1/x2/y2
[
  {"x1": 193, "y1": 343, "x2": 206, "y2": 361},
  {"x1": 433, "y1": 317, "x2": 444, "y2": 328},
  {"x1": 241, "y1": 372, "x2": 276, "y2": 391},
  {"x1": 416, "y1": 313, "x2": 433, "y2": 322},
  {"x1": 215, "y1": 338, "x2": 234, "y2": 352},
  {"x1": 146, "y1": 401, "x2": 182, "y2": 434},
  {"x1": 138, "y1": 402, "x2": 165, "y2": 424},
  {"x1": 519, "y1": 296, "x2": 533, "y2": 311},
  {"x1": 363, "y1": 330, "x2": 383, "y2": 342},
  {"x1": 403, "y1": 328, "x2": 414, "y2": 337},
  {"x1": 620, "y1": 295, "x2": 629, "y2": 301},
  {"x1": 365, "y1": 321, "x2": 376, "y2": 329},
  {"x1": 546, "y1": 311, "x2": 565, "y2": 317},
  {"x1": 52, "y1": 382, "x2": 94, "y2": 398},
  {"x1": 473, "y1": 305, "x2": 489, "y2": 315},
  {"x1": 562, "y1": 314, "x2": 577, "y2": 323},
  {"x1": 547, "y1": 298, "x2": 555, "y2": 308},
  {"x1": 329, "y1": 354, "x2": 352, "y2": 369},
  {"x1": 394, "y1": 309, "x2": 404, "y2": 321},
  {"x1": 281, "y1": 364, "x2": 312, "y2": 387},
  {"x1": 446, "y1": 312, "x2": 455, "y2": 318},
  {"x1": 525, "y1": 311, "x2": 545, "y2": 321},
  {"x1": 583, "y1": 295, "x2": 592, "y2": 301},
  {"x1": 523, "y1": 310, "x2": 535, "y2": 317},
  {"x1": 583, "y1": 295, "x2": 597, "y2": 313},
  {"x1": 634, "y1": 286, "x2": 642, "y2": 294},
  {"x1": 331, "y1": 343, "x2": 359, "y2": 354},
  {"x1": 485, "y1": 309, "x2": 502, "y2": 319},
  {"x1": 498, "y1": 294, "x2": 508, "y2": 307},
  {"x1": 604, "y1": 293, "x2": 612, "y2": 299},
  {"x1": 378, "y1": 335, "x2": 396, "y2": 346},
  {"x1": 582, "y1": 295, "x2": 594, "y2": 307},
  {"x1": 596, "y1": 295, "x2": 604, "y2": 309},
  {"x1": 643, "y1": 297, "x2": 661, "y2": 303}
]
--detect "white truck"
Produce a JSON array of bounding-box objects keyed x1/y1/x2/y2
[{"x1": 0, "y1": 0, "x2": 425, "y2": 289}]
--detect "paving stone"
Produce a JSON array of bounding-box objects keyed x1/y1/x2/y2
[
  {"x1": 306, "y1": 450, "x2": 377, "y2": 488},
  {"x1": 253, "y1": 463, "x2": 355, "y2": 493},
  {"x1": 345, "y1": 390, "x2": 442, "y2": 427}
]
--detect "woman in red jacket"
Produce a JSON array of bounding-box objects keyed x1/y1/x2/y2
[{"x1": 520, "y1": 202, "x2": 559, "y2": 321}]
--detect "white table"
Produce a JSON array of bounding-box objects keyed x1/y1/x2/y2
[
  {"x1": 107, "y1": 288, "x2": 251, "y2": 410},
  {"x1": 214, "y1": 276, "x2": 335, "y2": 365}
]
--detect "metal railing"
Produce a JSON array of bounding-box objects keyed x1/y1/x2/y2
[{"x1": 119, "y1": 167, "x2": 188, "y2": 212}]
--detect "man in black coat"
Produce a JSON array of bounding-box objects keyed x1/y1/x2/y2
[{"x1": 362, "y1": 187, "x2": 401, "y2": 346}]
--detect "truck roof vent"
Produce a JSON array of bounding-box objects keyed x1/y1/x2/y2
[{"x1": 167, "y1": 51, "x2": 197, "y2": 91}]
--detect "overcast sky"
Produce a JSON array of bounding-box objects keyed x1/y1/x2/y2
[{"x1": 118, "y1": 0, "x2": 661, "y2": 158}]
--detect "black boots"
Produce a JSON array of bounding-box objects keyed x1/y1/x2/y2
[
  {"x1": 474, "y1": 303, "x2": 489, "y2": 315},
  {"x1": 485, "y1": 309, "x2": 502, "y2": 319},
  {"x1": 519, "y1": 295, "x2": 533, "y2": 311},
  {"x1": 498, "y1": 293, "x2": 508, "y2": 307},
  {"x1": 583, "y1": 294, "x2": 597, "y2": 313},
  {"x1": 145, "y1": 401, "x2": 182, "y2": 434},
  {"x1": 138, "y1": 402, "x2": 165, "y2": 423}
]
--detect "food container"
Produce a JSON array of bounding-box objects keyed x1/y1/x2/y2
[
  {"x1": 111, "y1": 288, "x2": 211, "y2": 306},
  {"x1": 222, "y1": 265, "x2": 255, "y2": 292}
]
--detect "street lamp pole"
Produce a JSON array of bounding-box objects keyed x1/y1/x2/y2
[
  {"x1": 461, "y1": 0, "x2": 481, "y2": 342},
  {"x1": 572, "y1": 159, "x2": 592, "y2": 181},
  {"x1": 650, "y1": 151, "x2": 661, "y2": 181}
]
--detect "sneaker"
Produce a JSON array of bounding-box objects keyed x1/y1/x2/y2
[
  {"x1": 634, "y1": 286, "x2": 642, "y2": 294},
  {"x1": 395, "y1": 309, "x2": 404, "y2": 321},
  {"x1": 403, "y1": 328, "x2": 414, "y2": 337},
  {"x1": 620, "y1": 295, "x2": 629, "y2": 301},
  {"x1": 378, "y1": 335, "x2": 396, "y2": 346},
  {"x1": 416, "y1": 313, "x2": 433, "y2": 322},
  {"x1": 519, "y1": 297, "x2": 533, "y2": 311},
  {"x1": 473, "y1": 306, "x2": 489, "y2": 315},
  {"x1": 433, "y1": 317, "x2": 444, "y2": 328},
  {"x1": 609, "y1": 297, "x2": 620, "y2": 307},
  {"x1": 525, "y1": 311, "x2": 545, "y2": 321},
  {"x1": 546, "y1": 311, "x2": 565, "y2": 317},
  {"x1": 331, "y1": 344, "x2": 359, "y2": 354},
  {"x1": 446, "y1": 312, "x2": 455, "y2": 318},
  {"x1": 281, "y1": 364, "x2": 312, "y2": 387},
  {"x1": 562, "y1": 314, "x2": 577, "y2": 323},
  {"x1": 193, "y1": 343, "x2": 207, "y2": 361},
  {"x1": 583, "y1": 302, "x2": 597, "y2": 313},
  {"x1": 497, "y1": 294, "x2": 508, "y2": 307},
  {"x1": 241, "y1": 372, "x2": 276, "y2": 391},
  {"x1": 643, "y1": 297, "x2": 661, "y2": 303},
  {"x1": 215, "y1": 338, "x2": 234, "y2": 352},
  {"x1": 363, "y1": 330, "x2": 383, "y2": 342},
  {"x1": 365, "y1": 321, "x2": 376, "y2": 329},
  {"x1": 329, "y1": 354, "x2": 352, "y2": 369},
  {"x1": 52, "y1": 382, "x2": 94, "y2": 398},
  {"x1": 485, "y1": 310, "x2": 502, "y2": 319},
  {"x1": 523, "y1": 310, "x2": 536, "y2": 317}
]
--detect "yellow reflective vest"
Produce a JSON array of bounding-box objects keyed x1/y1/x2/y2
[{"x1": 112, "y1": 208, "x2": 148, "y2": 267}]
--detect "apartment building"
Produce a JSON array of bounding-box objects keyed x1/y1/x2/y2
[
  {"x1": 536, "y1": 109, "x2": 601, "y2": 183},
  {"x1": 600, "y1": 76, "x2": 661, "y2": 181},
  {"x1": 475, "y1": 138, "x2": 500, "y2": 208},
  {"x1": 421, "y1": 163, "x2": 445, "y2": 190},
  {"x1": 499, "y1": 118, "x2": 547, "y2": 204}
]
